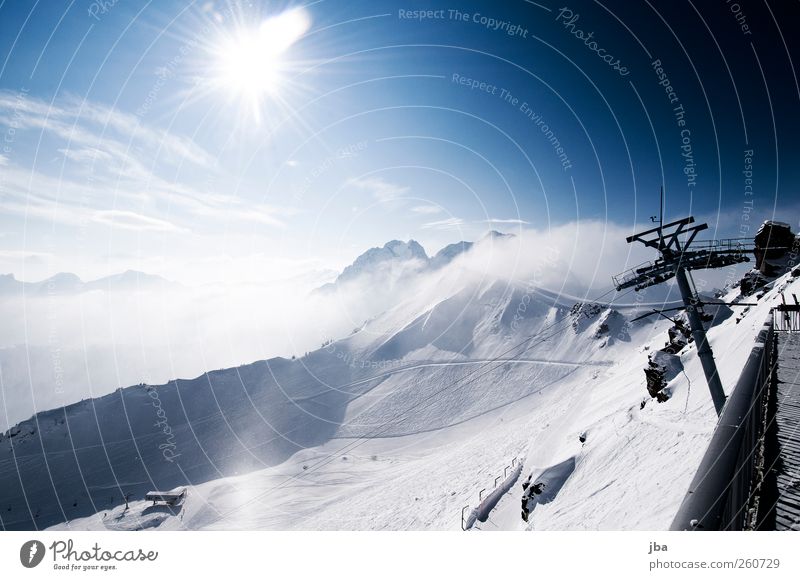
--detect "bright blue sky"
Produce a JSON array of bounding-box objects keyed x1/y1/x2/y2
[{"x1": 1, "y1": 0, "x2": 798, "y2": 284}]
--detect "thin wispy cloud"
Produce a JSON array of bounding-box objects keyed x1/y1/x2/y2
[
  {"x1": 0, "y1": 91, "x2": 301, "y2": 237},
  {"x1": 92, "y1": 210, "x2": 187, "y2": 233},
  {"x1": 411, "y1": 205, "x2": 442, "y2": 215},
  {"x1": 191, "y1": 203, "x2": 300, "y2": 229},
  {"x1": 419, "y1": 216, "x2": 529, "y2": 231},
  {"x1": 483, "y1": 218, "x2": 530, "y2": 225},
  {"x1": 421, "y1": 217, "x2": 465, "y2": 230},
  {"x1": 0, "y1": 91, "x2": 216, "y2": 168},
  {"x1": 347, "y1": 176, "x2": 409, "y2": 202},
  {"x1": 57, "y1": 146, "x2": 113, "y2": 164}
]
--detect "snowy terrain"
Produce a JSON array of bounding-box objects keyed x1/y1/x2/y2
[
  {"x1": 1, "y1": 232, "x2": 793, "y2": 531},
  {"x1": 0, "y1": 268, "x2": 338, "y2": 432}
]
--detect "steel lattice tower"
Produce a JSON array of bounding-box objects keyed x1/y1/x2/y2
[{"x1": 613, "y1": 216, "x2": 753, "y2": 415}]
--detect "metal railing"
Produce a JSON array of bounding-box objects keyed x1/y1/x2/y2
[
  {"x1": 461, "y1": 457, "x2": 520, "y2": 531},
  {"x1": 689, "y1": 238, "x2": 755, "y2": 253},
  {"x1": 774, "y1": 303, "x2": 800, "y2": 332},
  {"x1": 670, "y1": 317, "x2": 775, "y2": 530},
  {"x1": 611, "y1": 260, "x2": 654, "y2": 290}
]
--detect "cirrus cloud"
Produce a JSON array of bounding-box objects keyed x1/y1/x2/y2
[{"x1": 92, "y1": 210, "x2": 187, "y2": 233}]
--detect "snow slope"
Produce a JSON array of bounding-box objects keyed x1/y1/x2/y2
[{"x1": 4, "y1": 241, "x2": 796, "y2": 531}]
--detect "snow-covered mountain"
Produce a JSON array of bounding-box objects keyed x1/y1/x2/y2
[
  {"x1": 317, "y1": 232, "x2": 511, "y2": 294},
  {"x1": 2, "y1": 231, "x2": 795, "y2": 532},
  {"x1": 316, "y1": 240, "x2": 429, "y2": 294},
  {"x1": 0, "y1": 274, "x2": 620, "y2": 530},
  {"x1": 429, "y1": 240, "x2": 473, "y2": 270},
  {"x1": 340, "y1": 239, "x2": 428, "y2": 281}
]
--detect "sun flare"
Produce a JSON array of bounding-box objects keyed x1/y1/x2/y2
[{"x1": 210, "y1": 8, "x2": 311, "y2": 122}]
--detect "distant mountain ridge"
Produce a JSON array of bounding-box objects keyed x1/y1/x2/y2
[
  {"x1": 317, "y1": 231, "x2": 514, "y2": 293},
  {"x1": 336, "y1": 239, "x2": 429, "y2": 285},
  {"x1": 0, "y1": 270, "x2": 177, "y2": 295}
]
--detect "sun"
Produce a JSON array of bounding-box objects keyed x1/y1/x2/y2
[
  {"x1": 216, "y1": 30, "x2": 282, "y2": 98},
  {"x1": 209, "y1": 8, "x2": 311, "y2": 123}
]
